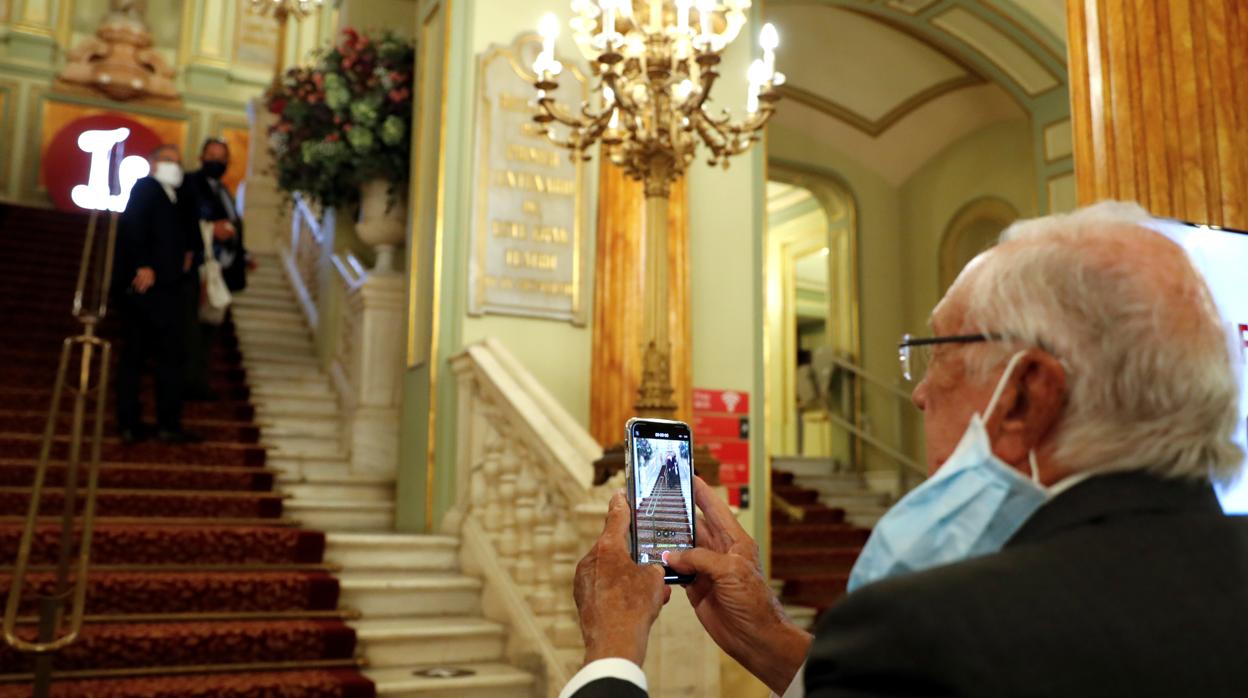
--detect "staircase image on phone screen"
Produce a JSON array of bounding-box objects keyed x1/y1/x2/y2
[{"x1": 635, "y1": 446, "x2": 694, "y2": 562}]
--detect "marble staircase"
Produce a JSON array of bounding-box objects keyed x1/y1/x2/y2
[
  {"x1": 772, "y1": 456, "x2": 892, "y2": 528},
  {"x1": 233, "y1": 257, "x2": 535, "y2": 697}
]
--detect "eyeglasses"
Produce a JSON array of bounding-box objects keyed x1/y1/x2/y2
[{"x1": 898, "y1": 333, "x2": 1003, "y2": 383}]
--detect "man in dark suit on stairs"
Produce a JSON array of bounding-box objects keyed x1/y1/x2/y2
[
  {"x1": 181, "y1": 137, "x2": 247, "y2": 401},
  {"x1": 562, "y1": 202, "x2": 1248, "y2": 698},
  {"x1": 113, "y1": 144, "x2": 202, "y2": 444}
]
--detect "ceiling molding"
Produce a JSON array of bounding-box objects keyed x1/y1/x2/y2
[
  {"x1": 978, "y1": 0, "x2": 1066, "y2": 66},
  {"x1": 772, "y1": 0, "x2": 1066, "y2": 116},
  {"x1": 929, "y1": 6, "x2": 1061, "y2": 97},
  {"x1": 777, "y1": 73, "x2": 984, "y2": 138}
]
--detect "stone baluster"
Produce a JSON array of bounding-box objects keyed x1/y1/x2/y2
[
  {"x1": 551, "y1": 516, "x2": 584, "y2": 648},
  {"x1": 477, "y1": 434, "x2": 504, "y2": 539},
  {"x1": 529, "y1": 492, "x2": 558, "y2": 635},
  {"x1": 512, "y1": 458, "x2": 539, "y2": 589},
  {"x1": 495, "y1": 450, "x2": 520, "y2": 571}
]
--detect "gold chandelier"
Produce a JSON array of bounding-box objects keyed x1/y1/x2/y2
[{"x1": 531, "y1": 0, "x2": 783, "y2": 198}]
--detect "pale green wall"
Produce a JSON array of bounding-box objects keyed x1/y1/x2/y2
[
  {"x1": 898, "y1": 118, "x2": 1037, "y2": 338},
  {"x1": 454, "y1": 0, "x2": 600, "y2": 429}
]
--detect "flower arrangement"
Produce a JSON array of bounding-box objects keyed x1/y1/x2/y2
[{"x1": 265, "y1": 28, "x2": 415, "y2": 210}]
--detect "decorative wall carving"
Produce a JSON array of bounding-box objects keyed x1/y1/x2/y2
[{"x1": 57, "y1": 1, "x2": 179, "y2": 103}]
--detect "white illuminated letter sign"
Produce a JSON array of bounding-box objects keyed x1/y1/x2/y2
[{"x1": 69, "y1": 127, "x2": 151, "y2": 212}]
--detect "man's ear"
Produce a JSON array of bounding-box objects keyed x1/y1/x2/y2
[{"x1": 989, "y1": 351, "x2": 1067, "y2": 468}]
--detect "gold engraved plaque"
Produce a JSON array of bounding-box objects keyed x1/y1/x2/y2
[{"x1": 469, "y1": 33, "x2": 588, "y2": 324}]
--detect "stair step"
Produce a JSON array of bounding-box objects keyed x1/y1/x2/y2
[
  {"x1": 266, "y1": 437, "x2": 347, "y2": 460},
  {"x1": 268, "y1": 454, "x2": 355, "y2": 480},
  {"x1": 367, "y1": 662, "x2": 534, "y2": 698},
  {"x1": 253, "y1": 396, "x2": 340, "y2": 418},
  {"x1": 286, "y1": 499, "x2": 395, "y2": 531},
  {"x1": 249, "y1": 371, "x2": 333, "y2": 387},
  {"x1": 281, "y1": 477, "x2": 394, "y2": 503},
  {"x1": 251, "y1": 382, "x2": 339, "y2": 400},
  {"x1": 259, "y1": 416, "x2": 342, "y2": 440},
  {"x1": 237, "y1": 335, "x2": 317, "y2": 354},
  {"x1": 352, "y1": 617, "x2": 507, "y2": 668},
  {"x1": 772, "y1": 457, "x2": 856, "y2": 480},
  {"x1": 232, "y1": 295, "x2": 301, "y2": 312},
  {"x1": 325, "y1": 533, "x2": 459, "y2": 572},
  {"x1": 233, "y1": 326, "x2": 311, "y2": 344},
  {"x1": 338, "y1": 574, "x2": 482, "y2": 618},
  {"x1": 239, "y1": 346, "x2": 319, "y2": 365},
  {"x1": 232, "y1": 306, "x2": 307, "y2": 325}
]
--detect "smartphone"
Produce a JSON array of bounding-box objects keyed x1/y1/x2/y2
[{"x1": 625, "y1": 417, "x2": 696, "y2": 584}]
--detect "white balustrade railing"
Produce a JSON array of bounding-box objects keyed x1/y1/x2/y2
[
  {"x1": 329, "y1": 252, "x2": 368, "y2": 404},
  {"x1": 280, "y1": 193, "x2": 333, "y2": 331},
  {"x1": 448, "y1": 339, "x2": 721, "y2": 697},
  {"x1": 448, "y1": 339, "x2": 604, "y2": 695}
]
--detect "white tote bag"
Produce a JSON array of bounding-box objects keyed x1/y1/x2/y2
[{"x1": 199, "y1": 221, "x2": 232, "y2": 325}]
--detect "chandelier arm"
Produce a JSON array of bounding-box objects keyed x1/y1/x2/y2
[
  {"x1": 537, "y1": 98, "x2": 591, "y2": 130},
  {"x1": 691, "y1": 112, "x2": 728, "y2": 157},
  {"x1": 689, "y1": 66, "x2": 720, "y2": 114}
]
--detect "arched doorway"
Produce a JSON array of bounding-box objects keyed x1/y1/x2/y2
[
  {"x1": 765, "y1": 166, "x2": 859, "y2": 460},
  {"x1": 939, "y1": 197, "x2": 1019, "y2": 291}
]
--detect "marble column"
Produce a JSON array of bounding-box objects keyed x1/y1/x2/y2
[
  {"x1": 1067, "y1": 0, "x2": 1248, "y2": 229},
  {"x1": 242, "y1": 98, "x2": 289, "y2": 255},
  {"x1": 342, "y1": 272, "x2": 406, "y2": 477},
  {"x1": 589, "y1": 161, "x2": 692, "y2": 445}
]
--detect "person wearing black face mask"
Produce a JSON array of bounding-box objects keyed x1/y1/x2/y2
[{"x1": 182, "y1": 137, "x2": 248, "y2": 401}]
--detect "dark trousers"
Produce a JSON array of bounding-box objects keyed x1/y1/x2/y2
[
  {"x1": 182, "y1": 278, "x2": 218, "y2": 396},
  {"x1": 115, "y1": 286, "x2": 186, "y2": 433}
]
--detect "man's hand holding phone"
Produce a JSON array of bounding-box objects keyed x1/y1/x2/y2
[
  {"x1": 665, "y1": 477, "x2": 813, "y2": 695},
  {"x1": 574, "y1": 491, "x2": 672, "y2": 666}
]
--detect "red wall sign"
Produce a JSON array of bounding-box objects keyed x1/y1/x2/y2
[
  {"x1": 42, "y1": 114, "x2": 162, "y2": 212},
  {"x1": 693, "y1": 388, "x2": 751, "y2": 507}
]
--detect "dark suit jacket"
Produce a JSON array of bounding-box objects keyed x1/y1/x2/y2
[
  {"x1": 184, "y1": 169, "x2": 246, "y2": 291},
  {"x1": 113, "y1": 176, "x2": 199, "y2": 307},
  {"x1": 570, "y1": 472, "x2": 1248, "y2": 697}
]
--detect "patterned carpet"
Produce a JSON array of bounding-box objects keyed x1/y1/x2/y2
[{"x1": 0, "y1": 204, "x2": 374, "y2": 696}]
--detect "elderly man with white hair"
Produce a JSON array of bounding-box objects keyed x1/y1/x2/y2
[{"x1": 563, "y1": 201, "x2": 1248, "y2": 698}]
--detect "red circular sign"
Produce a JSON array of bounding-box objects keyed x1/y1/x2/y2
[{"x1": 42, "y1": 114, "x2": 163, "y2": 212}]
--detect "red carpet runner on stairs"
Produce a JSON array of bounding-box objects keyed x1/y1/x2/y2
[
  {"x1": 0, "y1": 204, "x2": 374, "y2": 697},
  {"x1": 770, "y1": 470, "x2": 871, "y2": 611}
]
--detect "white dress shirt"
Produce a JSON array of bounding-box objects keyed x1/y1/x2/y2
[
  {"x1": 557, "y1": 657, "x2": 806, "y2": 697},
  {"x1": 559, "y1": 658, "x2": 649, "y2": 698}
]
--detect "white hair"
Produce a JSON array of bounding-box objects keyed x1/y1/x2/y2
[{"x1": 959, "y1": 201, "x2": 1243, "y2": 485}]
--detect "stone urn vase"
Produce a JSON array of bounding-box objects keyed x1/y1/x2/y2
[{"x1": 355, "y1": 178, "x2": 407, "y2": 272}]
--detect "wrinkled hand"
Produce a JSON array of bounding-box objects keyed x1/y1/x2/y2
[
  {"x1": 132, "y1": 267, "x2": 155, "y2": 293},
  {"x1": 665, "y1": 478, "x2": 812, "y2": 694},
  {"x1": 212, "y1": 220, "x2": 236, "y2": 241},
  {"x1": 574, "y1": 491, "x2": 672, "y2": 666}
]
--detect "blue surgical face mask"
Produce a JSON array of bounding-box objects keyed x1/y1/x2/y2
[{"x1": 846, "y1": 351, "x2": 1048, "y2": 593}]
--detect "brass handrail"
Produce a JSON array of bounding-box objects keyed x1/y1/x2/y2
[{"x1": 3, "y1": 210, "x2": 117, "y2": 696}]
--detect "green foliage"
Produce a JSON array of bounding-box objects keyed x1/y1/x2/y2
[{"x1": 264, "y1": 28, "x2": 415, "y2": 209}]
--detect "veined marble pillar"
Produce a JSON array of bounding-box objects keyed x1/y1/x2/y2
[
  {"x1": 589, "y1": 159, "x2": 691, "y2": 446},
  {"x1": 1067, "y1": 0, "x2": 1248, "y2": 229},
  {"x1": 342, "y1": 272, "x2": 406, "y2": 477},
  {"x1": 242, "y1": 98, "x2": 288, "y2": 255}
]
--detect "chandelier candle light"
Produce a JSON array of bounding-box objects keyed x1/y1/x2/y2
[
  {"x1": 530, "y1": 0, "x2": 782, "y2": 419},
  {"x1": 249, "y1": 0, "x2": 326, "y2": 88}
]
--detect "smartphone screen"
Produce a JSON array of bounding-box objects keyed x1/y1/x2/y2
[{"x1": 627, "y1": 419, "x2": 695, "y2": 582}]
